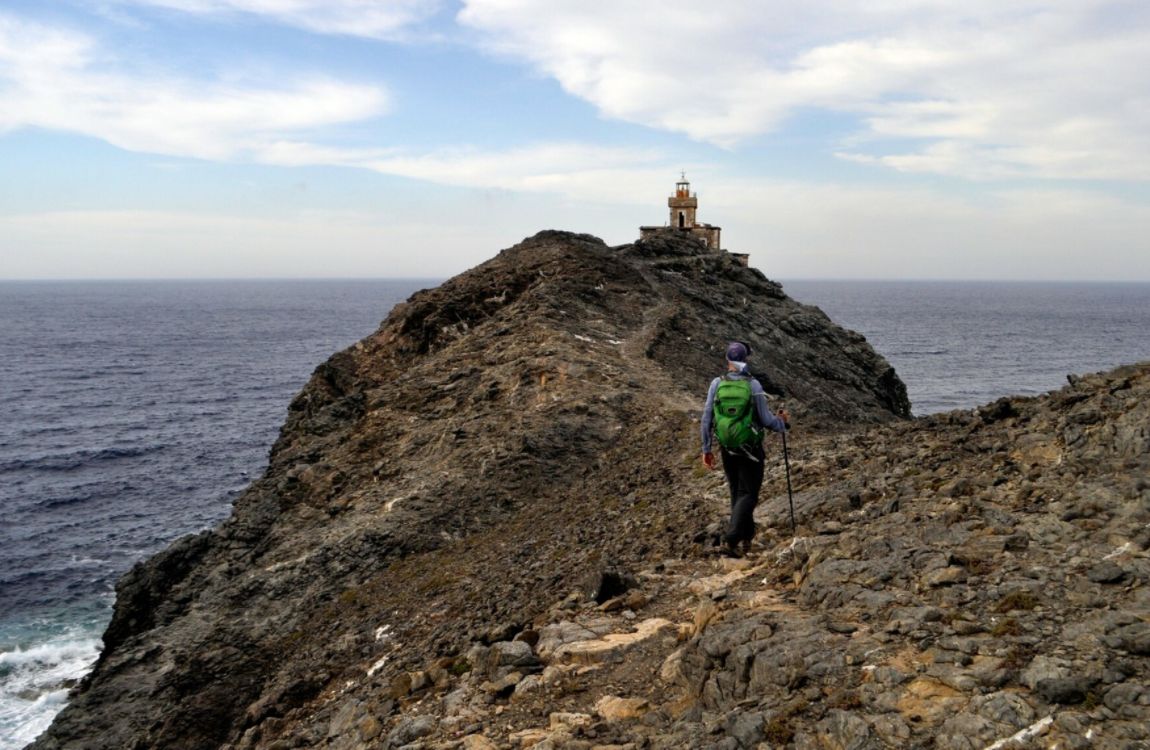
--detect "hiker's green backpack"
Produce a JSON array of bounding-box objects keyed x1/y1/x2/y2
[{"x1": 713, "y1": 376, "x2": 762, "y2": 449}]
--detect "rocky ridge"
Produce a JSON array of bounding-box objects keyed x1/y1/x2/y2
[
  {"x1": 30, "y1": 232, "x2": 1149, "y2": 749},
  {"x1": 284, "y1": 363, "x2": 1149, "y2": 750}
]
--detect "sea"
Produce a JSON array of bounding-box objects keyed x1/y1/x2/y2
[{"x1": 1, "y1": 278, "x2": 1148, "y2": 747}]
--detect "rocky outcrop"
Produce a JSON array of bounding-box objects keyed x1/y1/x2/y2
[
  {"x1": 31, "y1": 231, "x2": 908, "y2": 750},
  {"x1": 223, "y1": 363, "x2": 1143, "y2": 750},
  {"x1": 648, "y1": 363, "x2": 1150, "y2": 749},
  {"x1": 33, "y1": 231, "x2": 1148, "y2": 749}
]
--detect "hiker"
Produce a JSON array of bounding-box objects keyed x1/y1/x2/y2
[{"x1": 701, "y1": 341, "x2": 789, "y2": 557}]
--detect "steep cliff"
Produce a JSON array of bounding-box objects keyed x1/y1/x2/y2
[{"x1": 31, "y1": 231, "x2": 910, "y2": 749}]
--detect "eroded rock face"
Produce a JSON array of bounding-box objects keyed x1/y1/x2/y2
[
  {"x1": 313, "y1": 364, "x2": 1144, "y2": 750},
  {"x1": 31, "y1": 231, "x2": 909, "y2": 750},
  {"x1": 651, "y1": 364, "x2": 1150, "y2": 749}
]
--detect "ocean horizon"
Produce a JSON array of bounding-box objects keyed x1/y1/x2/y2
[{"x1": 4, "y1": 277, "x2": 1149, "y2": 283}]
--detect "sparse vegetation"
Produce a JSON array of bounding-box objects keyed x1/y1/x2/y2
[
  {"x1": 996, "y1": 591, "x2": 1040, "y2": 612},
  {"x1": 827, "y1": 688, "x2": 863, "y2": 710},
  {"x1": 991, "y1": 618, "x2": 1022, "y2": 637},
  {"x1": 1002, "y1": 643, "x2": 1037, "y2": 673},
  {"x1": 763, "y1": 716, "x2": 795, "y2": 745},
  {"x1": 763, "y1": 697, "x2": 809, "y2": 744},
  {"x1": 338, "y1": 587, "x2": 366, "y2": 607},
  {"x1": 965, "y1": 557, "x2": 996, "y2": 576}
]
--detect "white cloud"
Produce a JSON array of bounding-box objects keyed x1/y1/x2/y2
[
  {"x1": 0, "y1": 14, "x2": 676, "y2": 202},
  {"x1": 106, "y1": 0, "x2": 443, "y2": 39},
  {"x1": 236, "y1": 139, "x2": 681, "y2": 206},
  {"x1": 0, "y1": 14, "x2": 95, "y2": 70},
  {"x1": 361, "y1": 143, "x2": 669, "y2": 198},
  {"x1": 0, "y1": 209, "x2": 496, "y2": 277},
  {"x1": 0, "y1": 14, "x2": 388, "y2": 160},
  {"x1": 700, "y1": 178, "x2": 1150, "y2": 280},
  {"x1": 458, "y1": 0, "x2": 1150, "y2": 180}
]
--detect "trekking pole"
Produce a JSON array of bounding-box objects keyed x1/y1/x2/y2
[{"x1": 780, "y1": 410, "x2": 796, "y2": 534}]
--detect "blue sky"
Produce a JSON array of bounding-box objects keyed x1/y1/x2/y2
[{"x1": 1, "y1": 0, "x2": 1148, "y2": 280}]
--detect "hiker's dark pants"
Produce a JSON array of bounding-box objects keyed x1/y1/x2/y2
[{"x1": 720, "y1": 442, "x2": 765, "y2": 546}]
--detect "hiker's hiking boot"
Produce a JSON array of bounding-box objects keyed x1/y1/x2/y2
[
  {"x1": 741, "y1": 539, "x2": 753, "y2": 556},
  {"x1": 722, "y1": 540, "x2": 743, "y2": 559}
]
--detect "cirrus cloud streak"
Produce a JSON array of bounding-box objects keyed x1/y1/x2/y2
[{"x1": 103, "y1": 0, "x2": 444, "y2": 40}]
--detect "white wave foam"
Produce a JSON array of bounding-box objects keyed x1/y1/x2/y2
[
  {"x1": 3, "y1": 689, "x2": 69, "y2": 748},
  {"x1": 0, "y1": 638, "x2": 99, "y2": 669},
  {"x1": 0, "y1": 635, "x2": 100, "y2": 750}
]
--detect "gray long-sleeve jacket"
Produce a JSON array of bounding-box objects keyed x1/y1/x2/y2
[{"x1": 700, "y1": 368, "x2": 787, "y2": 453}]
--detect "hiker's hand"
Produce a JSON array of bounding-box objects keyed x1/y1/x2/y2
[
  {"x1": 777, "y1": 408, "x2": 790, "y2": 429},
  {"x1": 702, "y1": 451, "x2": 716, "y2": 470}
]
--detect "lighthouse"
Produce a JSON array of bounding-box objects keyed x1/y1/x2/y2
[
  {"x1": 639, "y1": 175, "x2": 724, "y2": 254},
  {"x1": 669, "y1": 175, "x2": 698, "y2": 231}
]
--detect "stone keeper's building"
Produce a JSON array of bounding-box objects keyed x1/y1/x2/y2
[{"x1": 639, "y1": 176, "x2": 749, "y2": 266}]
